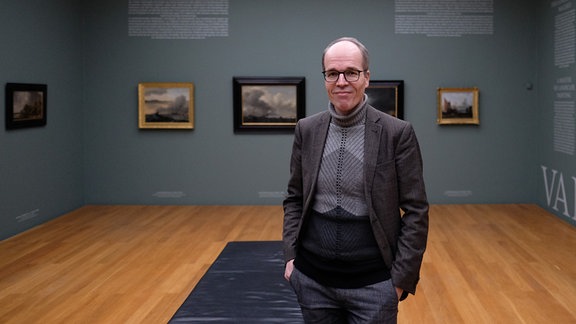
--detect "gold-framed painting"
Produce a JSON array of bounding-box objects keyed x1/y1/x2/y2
[
  {"x1": 138, "y1": 82, "x2": 194, "y2": 129},
  {"x1": 437, "y1": 87, "x2": 479, "y2": 125}
]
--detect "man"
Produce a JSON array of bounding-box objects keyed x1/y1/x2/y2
[{"x1": 283, "y1": 37, "x2": 429, "y2": 323}]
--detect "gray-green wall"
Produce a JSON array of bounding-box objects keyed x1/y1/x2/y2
[
  {"x1": 537, "y1": 0, "x2": 576, "y2": 227},
  {"x1": 0, "y1": 0, "x2": 84, "y2": 240},
  {"x1": 1, "y1": 0, "x2": 574, "y2": 240}
]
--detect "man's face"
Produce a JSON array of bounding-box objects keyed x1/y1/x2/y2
[{"x1": 323, "y1": 41, "x2": 370, "y2": 115}]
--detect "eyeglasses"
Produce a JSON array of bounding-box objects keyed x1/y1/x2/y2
[{"x1": 322, "y1": 69, "x2": 366, "y2": 82}]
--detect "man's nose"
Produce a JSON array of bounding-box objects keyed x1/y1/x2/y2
[{"x1": 336, "y1": 73, "x2": 348, "y2": 85}]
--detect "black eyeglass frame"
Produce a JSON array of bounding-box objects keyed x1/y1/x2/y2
[{"x1": 322, "y1": 69, "x2": 367, "y2": 82}]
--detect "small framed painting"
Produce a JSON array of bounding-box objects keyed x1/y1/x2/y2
[
  {"x1": 233, "y1": 77, "x2": 305, "y2": 132},
  {"x1": 5, "y1": 83, "x2": 47, "y2": 129},
  {"x1": 138, "y1": 82, "x2": 194, "y2": 129},
  {"x1": 366, "y1": 80, "x2": 404, "y2": 119},
  {"x1": 437, "y1": 87, "x2": 479, "y2": 125}
]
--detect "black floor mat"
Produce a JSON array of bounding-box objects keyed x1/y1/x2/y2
[{"x1": 169, "y1": 241, "x2": 303, "y2": 323}]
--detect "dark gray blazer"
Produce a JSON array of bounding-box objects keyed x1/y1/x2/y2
[{"x1": 283, "y1": 105, "x2": 429, "y2": 295}]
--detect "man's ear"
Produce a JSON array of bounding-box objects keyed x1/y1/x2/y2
[{"x1": 364, "y1": 70, "x2": 371, "y2": 86}]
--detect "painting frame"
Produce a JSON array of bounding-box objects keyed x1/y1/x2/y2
[
  {"x1": 365, "y1": 80, "x2": 404, "y2": 119},
  {"x1": 138, "y1": 82, "x2": 194, "y2": 129},
  {"x1": 5, "y1": 83, "x2": 47, "y2": 130},
  {"x1": 233, "y1": 77, "x2": 305, "y2": 132},
  {"x1": 437, "y1": 87, "x2": 479, "y2": 125}
]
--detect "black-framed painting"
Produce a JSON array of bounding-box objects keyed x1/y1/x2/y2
[
  {"x1": 365, "y1": 80, "x2": 404, "y2": 119},
  {"x1": 5, "y1": 83, "x2": 47, "y2": 129},
  {"x1": 233, "y1": 77, "x2": 305, "y2": 132}
]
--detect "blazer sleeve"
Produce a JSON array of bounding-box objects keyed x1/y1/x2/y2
[
  {"x1": 390, "y1": 122, "x2": 429, "y2": 295},
  {"x1": 282, "y1": 121, "x2": 304, "y2": 263}
]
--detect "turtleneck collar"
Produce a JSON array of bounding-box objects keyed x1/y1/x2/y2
[{"x1": 328, "y1": 94, "x2": 367, "y2": 127}]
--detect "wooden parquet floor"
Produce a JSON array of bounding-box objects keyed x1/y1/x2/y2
[{"x1": 0, "y1": 204, "x2": 574, "y2": 323}]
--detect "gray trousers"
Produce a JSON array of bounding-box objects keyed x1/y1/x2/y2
[{"x1": 289, "y1": 267, "x2": 399, "y2": 324}]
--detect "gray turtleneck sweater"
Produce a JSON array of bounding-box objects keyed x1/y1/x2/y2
[
  {"x1": 313, "y1": 98, "x2": 368, "y2": 217},
  {"x1": 296, "y1": 98, "x2": 389, "y2": 288}
]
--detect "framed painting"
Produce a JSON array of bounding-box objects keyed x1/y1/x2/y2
[
  {"x1": 138, "y1": 82, "x2": 194, "y2": 129},
  {"x1": 233, "y1": 77, "x2": 305, "y2": 132},
  {"x1": 365, "y1": 80, "x2": 404, "y2": 119},
  {"x1": 437, "y1": 87, "x2": 479, "y2": 125},
  {"x1": 5, "y1": 83, "x2": 47, "y2": 129}
]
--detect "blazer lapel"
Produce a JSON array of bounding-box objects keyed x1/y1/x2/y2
[
  {"x1": 303, "y1": 112, "x2": 331, "y2": 213},
  {"x1": 364, "y1": 107, "x2": 382, "y2": 196}
]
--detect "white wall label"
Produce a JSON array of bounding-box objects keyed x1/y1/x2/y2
[
  {"x1": 394, "y1": 0, "x2": 494, "y2": 37},
  {"x1": 128, "y1": 0, "x2": 229, "y2": 39}
]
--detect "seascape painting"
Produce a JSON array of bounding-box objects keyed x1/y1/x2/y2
[
  {"x1": 5, "y1": 83, "x2": 47, "y2": 129},
  {"x1": 232, "y1": 77, "x2": 305, "y2": 132},
  {"x1": 12, "y1": 90, "x2": 45, "y2": 121},
  {"x1": 138, "y1": 82, "x2": 194, "y2": 129},
  {"x1": 241, "y1": 85, "x2": 297, "y2": 125},
  {"x1": 143, "y1": 87, "x2": 190, "y2": 123}
]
